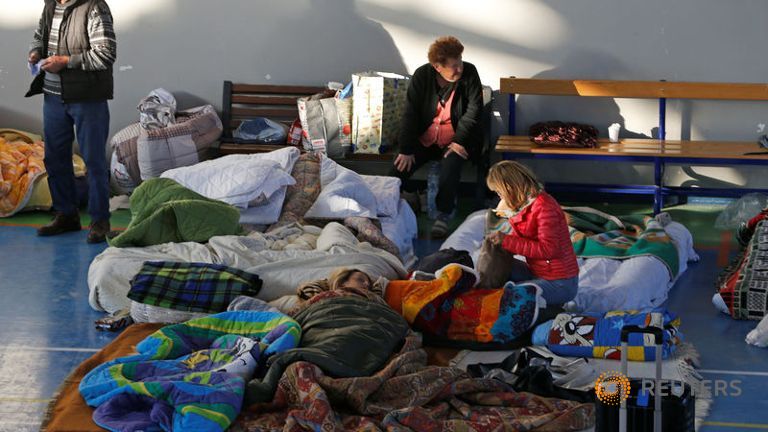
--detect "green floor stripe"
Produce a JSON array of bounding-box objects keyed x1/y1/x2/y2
[{"x1": 0, "y1": 209, "x2": 131, "y2": 230}]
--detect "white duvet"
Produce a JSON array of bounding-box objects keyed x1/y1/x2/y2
[
  {"x1": 89, "y1": 222, "x2": 407, "y2": 314},
  {"x1": 441, "y1": 210, "x2": 699, "y2": 313}
]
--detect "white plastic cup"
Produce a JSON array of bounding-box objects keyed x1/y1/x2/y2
[{"x1": 608, "y1": 123, "x2": 621, "y2": 142}]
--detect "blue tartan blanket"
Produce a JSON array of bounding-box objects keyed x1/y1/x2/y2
[{"x1": 128, "y1": 261, "x2": 262, "y2": 313}]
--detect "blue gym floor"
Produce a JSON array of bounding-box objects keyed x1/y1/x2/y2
[{"x1": 0, "y1": 208, "x2": 767, "y2": 431}]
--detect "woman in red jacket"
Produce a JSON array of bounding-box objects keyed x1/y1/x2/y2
[{"x1": 486, "y1": 161, "x2": 579, "y2": 306}]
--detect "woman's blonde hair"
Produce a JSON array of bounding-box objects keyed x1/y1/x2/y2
[
  {"x1": 486, "y1": 160, "x2": 542, "y2": 208},
  {"x1": 428, "y1": 36, "x2": 464, "y2": 65},
  {"x1": 327, "y1": 268, "x2": 371, "y2": 291}
]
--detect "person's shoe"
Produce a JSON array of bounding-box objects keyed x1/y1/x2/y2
[
  {"x1": 401, "y1": 191, "x2": 421, "y2": 215},
  {"x1": 87, "y1": 220, "x2": 111, "y2": 244},
  {"x1": 37, "y1": 213, "x2": 81, "y2": 236},
  {"x1": 430, "y1": 218, "x2": 450, "y2": 239}
]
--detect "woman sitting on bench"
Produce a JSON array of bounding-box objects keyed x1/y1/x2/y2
[{"x1": 390, "y1": 35, "x2": 484, "y2": 238}]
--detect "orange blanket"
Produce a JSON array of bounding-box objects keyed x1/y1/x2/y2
[
  {"x1": 41, "y1": 323, "x2": 163, "y2": 432},
  {"x1": 0, "y1": 129, "x2": 45, "y2": 217}
]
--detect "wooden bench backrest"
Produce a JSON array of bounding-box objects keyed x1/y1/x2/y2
[
  {"x1": 221, "y1": 81, "x2": 325, "y2": 141},
  {"x1": 500, "y1": 78, "x2": 768, "y2": 101}
]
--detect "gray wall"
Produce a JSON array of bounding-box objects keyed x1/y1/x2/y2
[{"x1": 2, "y1": 0, "x2": 767, "y2": 188}]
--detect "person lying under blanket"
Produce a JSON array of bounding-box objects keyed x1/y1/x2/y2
[
  {"x1": 274, "y1": 264, "x2": 547, "y2": 349},
  {"x1": 246, "y1": 267, "x2": 409, "y2": 404}
]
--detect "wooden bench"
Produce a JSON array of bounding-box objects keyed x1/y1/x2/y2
[
  {"x1": 497, "y1": 78, "x2": 768, "y2": 213},
  {"x1": 218, "y1": 81, "x2": 393, "y2": 162}
]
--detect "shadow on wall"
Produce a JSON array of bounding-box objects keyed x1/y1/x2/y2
[
  {"x1": 515, "y1": 50, "x2": 651, "y2": 140},
  {"x1": 108, "y1": 0, "x2": 407, "y2": 133},
  {"x1": 509, "y1": 50, "x2": 655, "y2": 187}
]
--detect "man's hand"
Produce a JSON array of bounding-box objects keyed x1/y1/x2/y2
[
  {"x1": 394, "y1": 153, "x2": 416, "y2": 172},
  {"x1": 444, "y1": 142, "x2": 469, "y2": 159},
  {"x1": 487, "y1": 230, "x2": 506, "y2": 246},
  {"x1": 41, "y1": 55, "x2": 70, "y2": 73},
  {"x1": 28, "y1": 51, "x2": 41, "y2": 65}
]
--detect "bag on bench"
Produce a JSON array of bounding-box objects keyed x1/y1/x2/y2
[
  {"x1": 529, "y1": 121, "x2": 599, "y2": 148},
  {"x1": 297, "y1": 92, "x2": 352, "y2": 159}
]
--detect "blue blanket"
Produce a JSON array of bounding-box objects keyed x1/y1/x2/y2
[
  {"x1": 80, "y1": 311, "x2": 300, "y2": 432},
  {"x1": 535, "y1": 309, "x2": 683, "y2": 361}
]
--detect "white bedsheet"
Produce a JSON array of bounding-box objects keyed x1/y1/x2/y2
[
  {"x1": 441, "y1": 209, "x2": 699, "y2": 313},
  {"x1": 89, "y1": 222, "x2": 406, "y2": 314},
  {"x1": 381, "y1": 199, "x2": 418, "y2": 268}
]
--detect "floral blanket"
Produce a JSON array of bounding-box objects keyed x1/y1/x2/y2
[
  {"x1": 0, "y1": 129, "x2": 45, "y2": 217},
  {"x1": 231, "y1": 332, "x2": 594, "y2": 432}
]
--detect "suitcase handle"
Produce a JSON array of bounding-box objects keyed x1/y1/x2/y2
[
  {"x1": 620, "y1": 325, "x2": 663, "y2": 345},
  {"x1": 619, "y1": 325, "x2": 663, "y2": 432}
]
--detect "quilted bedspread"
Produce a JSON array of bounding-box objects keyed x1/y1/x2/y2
[{"x1": 0, "y1": 129, "x2": 45, "y2": 217}]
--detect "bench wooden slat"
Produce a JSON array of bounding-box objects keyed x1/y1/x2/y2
[
  {"x1": 218, "y1": 143, "x2": 292, "y2": 155},
  {"x1": 496, "y1": 135, "x2": 768, "y2": 160},
  {"x1": 500, "y1": 78, "x2": 768, "y2": 100},
  {"x1": 231, "y1": 95, "x2": 303, "y2": 105},
  {"x1": 231, "y1": 84, "x2": 325, "y2": 95},
  {"x1": 231, "y1": 107, "x2": 299, "y2": 118}
]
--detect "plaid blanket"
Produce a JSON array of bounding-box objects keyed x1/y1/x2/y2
[
  {"x1": 232, "y1": 332, "x2": 594, "y2": 431},
  {"x1": 563, "y1": 207, "x2": 680, "y2": 277},
  {"x1": 128, "y1": 261, "x2": 262, "y2": 313}
]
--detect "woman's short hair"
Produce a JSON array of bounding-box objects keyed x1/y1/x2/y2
[
  {"x1": 486, "y1": 160, "x2": 542, "y2": 208},
  {"x1": 428, "y1": 36, "x2": 464, "y2": 65}
]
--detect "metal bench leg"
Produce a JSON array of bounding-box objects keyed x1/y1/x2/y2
[{"x1": 653, "y1": 157, "x2": 664, "y2": 215}]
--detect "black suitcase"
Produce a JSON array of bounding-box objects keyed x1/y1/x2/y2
[{"x1": 595, "y1": 325, "x2": 695, "y2": 432}]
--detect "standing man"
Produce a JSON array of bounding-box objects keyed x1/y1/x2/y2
[
  {"x1": 390, "y1": 36, "x2": 483, "y2": 238},
  {"x1": 26, "y1": 0, "x2": 116, "y2": 243}
]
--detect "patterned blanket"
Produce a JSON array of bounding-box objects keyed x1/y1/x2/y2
[
  {"x1": 0, "y1": 129, "x2": 45, "y2": 217},
  {"x1": 128, "y1": 261, "x2": 262, "y2": 313},
  {"x1": 563, "y1": 207, "x2": 680, "y2": 277},
  {"x1": 718, "y1": 218, "x2": 768, "y2": 320},
  {"x1": 385, "y1": 264, "x2": 540, "y2": 345},
  {"x1": 231, "y1": 332, "x2": 594, "y2": 432},
  {"x1": 541, "y1": 309, "x2": 683, "y2": 361},
  {"x1": 79, "y1": 311, "x2": 300, "y2": 432}
]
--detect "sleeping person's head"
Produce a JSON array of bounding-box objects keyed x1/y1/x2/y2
[{"x1": 328, "y1": 268, "x2": 373, "y2": 292}]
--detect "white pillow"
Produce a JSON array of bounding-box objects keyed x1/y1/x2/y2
[
  {"x1": 162, "y1": 155, "x2": 295, "y2": 209},
  {"x1": 304, "y1": 158, "x2": 378, "y2": 219},
  {"x1": 253, "y1": 146, "x2": 300, "y2": 172},
  {"x1": 362, "y1": 175, "x2": 401, "y2": 217}
]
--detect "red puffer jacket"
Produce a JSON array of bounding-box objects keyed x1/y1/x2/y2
[{"x1": 501, "y1": 192, "x2": 579, "y2": 280}]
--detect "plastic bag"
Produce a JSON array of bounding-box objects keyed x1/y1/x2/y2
[
  {"x1": 137, "y1": 88, "x2": 176, "y2": 130},
  {"x1": 233, "y1": 117, "x2": 288, "y2": 144},
  {"x1": 714, "y1": 192, "x2": 768, "y2": 229},
  {"x1": 110, "y1": 151, "x2": 138, "y2": 195}
]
